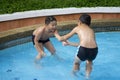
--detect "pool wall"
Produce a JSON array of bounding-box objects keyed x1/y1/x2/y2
[
  {"x1": 0, "y1": 7, "x2": 120, "y2": 49},
  {"x1": 0, "y1": 7, "x2": 120, "y2": 32}
]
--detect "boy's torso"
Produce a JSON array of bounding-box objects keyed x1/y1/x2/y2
[
  {"x1": 76, "y1": 26, "x2": 97, "y2": 48},
  {"x1": 33, "y1": 27, "x2": 53, "y2": 40}
]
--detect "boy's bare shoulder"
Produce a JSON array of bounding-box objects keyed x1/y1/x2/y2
[
  {"x1": 38, "y1": 26, "x2": 45, "y2": 31},
  {"x1": 33, "y1": 26, "x2": 44, "y2": 35},
  {"x1": 73, "y1": 26, "x2": 81, "y2": 31},
  {"x1": 73, "y1": 26, "x2": 79, "y2": 30}
]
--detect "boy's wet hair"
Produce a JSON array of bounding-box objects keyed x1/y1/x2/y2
[
  {"x1": 45, "y1": 16, "x2": 57, "y2": 25},
  {"x1": 79, "y1": 14, "x2": 91, "y2": 26}
]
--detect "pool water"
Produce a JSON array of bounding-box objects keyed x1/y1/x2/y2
[{"x1": 0, "y1": 32, "x2": 120, "y2": 80}]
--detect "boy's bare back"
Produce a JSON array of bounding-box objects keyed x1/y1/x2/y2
[{"x1": 74, "y1": 24, "x2": 97, "y2": 48}]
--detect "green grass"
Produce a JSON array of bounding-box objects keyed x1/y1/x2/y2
[{"x1": 0, "y1": 0, "x2": 120, "y2": 14}]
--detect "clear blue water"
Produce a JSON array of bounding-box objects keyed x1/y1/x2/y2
[{"x1": 0, "y1": 32, "x2": 120, "y2": 80}]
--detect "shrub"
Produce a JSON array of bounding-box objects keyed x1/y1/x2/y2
[{"x1": 0, "y1": 0, "x2": 120, "y2": 14}]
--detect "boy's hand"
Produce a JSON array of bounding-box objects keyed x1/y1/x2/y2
[{"x1": 62, "y1": 40, "x2": 69, "y2": 46}]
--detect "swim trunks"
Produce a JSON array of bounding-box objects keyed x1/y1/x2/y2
[
  {"x1": 77, "y1": 46, "x2": 98, "y2": 61},
  {"x1": 32, "y1": 35, "x2": 50, "y2": 45}
]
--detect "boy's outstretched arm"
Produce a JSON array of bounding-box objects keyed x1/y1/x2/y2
[
  {"x1": 63, "y1": 40, "x2": 79, "y2": 47},
  {"x1": 54, "y1": 30, "x2": 65, "y2": 41},
  {"x1": 54, "y1": 27, "x2": 77, "y2": 41}
]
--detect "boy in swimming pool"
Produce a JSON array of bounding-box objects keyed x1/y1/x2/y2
[
  {"x1": 32, "y1": 16, "x2": 57, "y2": 61},
  {"x1": 54, "y1": 14, "x2": 98, "y2": 79}
]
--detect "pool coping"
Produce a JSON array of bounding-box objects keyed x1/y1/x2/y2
[{"x1": 0, "y1": 7, "x2": 120, "y2": 22}]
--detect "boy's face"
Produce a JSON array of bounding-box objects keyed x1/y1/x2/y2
[{"x1": 47, "y1": 21, "x2": 57, "y2": 33}]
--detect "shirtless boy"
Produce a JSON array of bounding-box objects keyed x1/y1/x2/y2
[
  {"x1": 54, "y1": 14, "x2": 98, "y2": 79},
  {"x1": 32, "y1": 16, "x2": 57, "y2": 61}
]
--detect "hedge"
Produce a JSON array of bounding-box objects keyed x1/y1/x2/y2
[{"x1": 0, "y1": 0, "x2": 120, "y2": 14}]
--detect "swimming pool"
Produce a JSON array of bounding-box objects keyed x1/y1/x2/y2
[{"x1": 0, "y1": 32, "x2": 120, "y2": 80}]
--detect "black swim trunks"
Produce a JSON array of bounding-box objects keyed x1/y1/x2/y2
[
  {"x1": 32, "y1": 35, "x2": 50, "y2": 45},
  {"x1": 77, "y1": 46, "x2": 98, "y2": 61}
]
